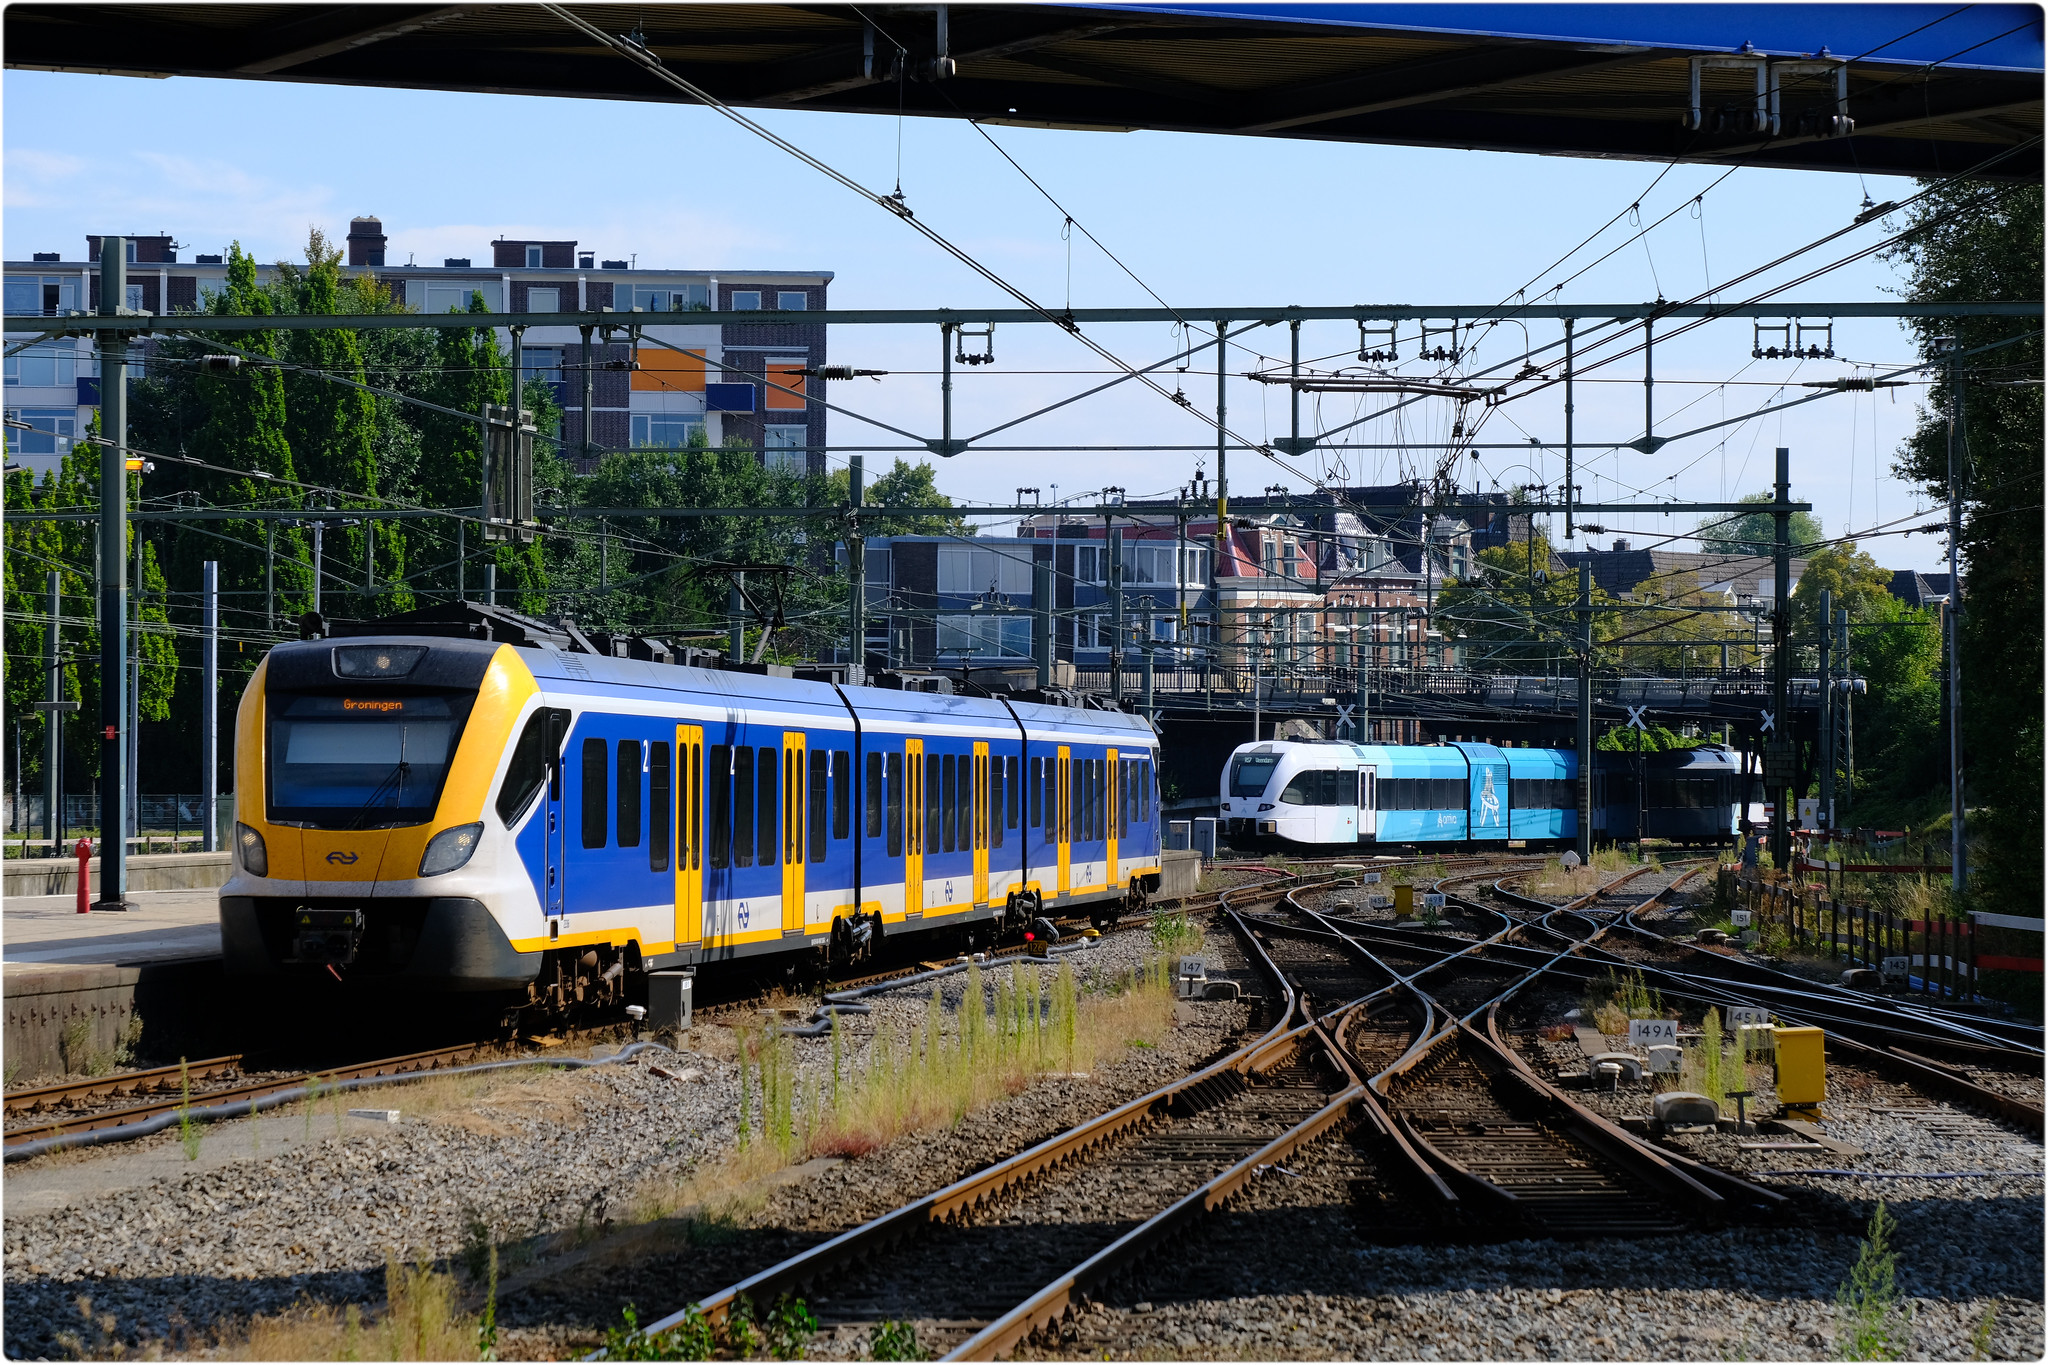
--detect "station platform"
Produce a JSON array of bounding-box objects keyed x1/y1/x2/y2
[{"x1": 3, "y1": 889, "x2": 225, "y2": 1081}]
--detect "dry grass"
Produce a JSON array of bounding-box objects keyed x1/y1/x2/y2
[
  {"x1": 1525, "y1": 846, "x2": 1632, "y2": 897},
  {"x1": 631, "y1": 957, "x2": 1179, "y2": 1226},
  {"x1": 213, "y1": 1257, "x2": 482, "y2": 1361}
]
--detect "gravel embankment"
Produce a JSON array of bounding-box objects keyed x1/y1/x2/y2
[{"x1": 2, "y1": 921, "x2": 1226, "y2": 1359}]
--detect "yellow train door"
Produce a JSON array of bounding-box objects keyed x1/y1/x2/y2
[
  {"x1": 904, "y1": 738, "x2": 924, "y2": 919},
  {"x1": 782, "y1": 732, "x2": 806, "y2": 935},
  {"x1": 972, "y1": 743, "x2": 990, "y2": 907},
  {"x1": 1105, "y1": 748, "x2": 1119, "y2": 888},
  {"x1": 675, "y1": 724, "x2": 704, "y2": 949},
  {"x1": 1056, "y1": 746, "x2": 1071, "y2": 897}
]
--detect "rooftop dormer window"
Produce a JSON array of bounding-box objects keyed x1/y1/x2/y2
[{"x1": 525, "y1": 245, "x2": 542, "y2": 268}]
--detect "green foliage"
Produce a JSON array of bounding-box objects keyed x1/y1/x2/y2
[
  {"x1": 1835, "y1": 1201, "x2": 1910, "y2": 1360},
  {"x1": 1149, "y1": 909, "x2": 1204, "y2": 956},
  {"x1": 1885, "y1": 180, "x2": 2043, "y2": 911},
  {"x1": 602, "y1": 1303, "x2": 714, "y2": 1362},
  {"x1": 870, "y1": 1321, "x2": 927, "y2": 1361},
  {"x1": 762, "y1": 1295, "x2": 819, "y2": 1359},
  {"x1": 1693, "y1": 490, "x2": 1826, "y2": 556},
  {"x1": 177, "y1": 1056, "x2": 201, "y2": 1161},
  {"x1": 1596, "y1": 723, "x2": 1694, "y2": 753}
]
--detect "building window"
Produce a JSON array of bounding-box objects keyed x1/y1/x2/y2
[
  {"x1": 937, "y1": 546, "x2": 1033, "y2": 597},
  {"x1": 424, "y1": 282, "x2": 501, "y2": 313},
  {"x1": 938, "y1": 614, "x2": 1032, "y2": 659},
  {"x1": 777, "y1": 291, "x2": 808, "y2": 311},
  {"x1": 125, "y1": 284, "x2": 146, "y2": 314},
  {"x1": 630, "y1": 284, "x2": 710, "y2": 312},
  {"x1": 525, "y1": 245, "x2": 543, "y2": 268},
  {"x1": 527, "y1": 287, "x2": 560, "y2": 313},
  {"x1": 763, "y1": 424, "x2": 809, "y2": 472},
  {"x1": 1070, "y1": 614, "x2": 1108, "y2": 651},
  {"x1": 631, "y1": 413, "x2": 705, "y2": 449},
  {"x1": 3, "y1": 344, "x2": 78, "y2": 388},
  {"x1": 1262, "y1": 539, "x2": 1278, "y2": 575},
  {"x1": 3, "y1": 408, "x2": 76, "y2": 455},
  {"x1": 521, "y1": 347, "x2": 562, "y2": 388},
  {"x1": 1073, "y1": 544, "x2": 1106, "y2": 584},
  {"x1": 730, "y1": 290, "x2": 763, "y2": 310},
  {"x1": 5, "y1": 275, "x2": 80, "y2": 317}
]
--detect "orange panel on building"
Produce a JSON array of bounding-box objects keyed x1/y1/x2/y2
[
  {"x1": 766, "y1": 363, "x2": 807, "y2": 410},
  {"x1": 633, "y1": 348, "x2": 705, "y2": 391}
]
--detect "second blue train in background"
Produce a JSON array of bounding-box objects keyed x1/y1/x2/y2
[{"x1": 1218, "y1": 739, "x2": 1744, "y2": 850}]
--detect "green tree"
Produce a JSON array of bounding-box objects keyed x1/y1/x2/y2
[
  {"x1": 825, "y1": 457, "x2": 971, "y2": 537},
  {"x1": 1790, "y1": 541, "x2": 1895, "y2": 627},
  {"x1": 1693, "y1": 491, "x2": 1826, "y2": 556},
  {"x1": 1884, "y1": 177, "x2": 2042, "y2": 904}
]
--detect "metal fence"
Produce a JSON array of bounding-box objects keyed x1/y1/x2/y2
[{"x1": 3, "y1": 792, "x2": 233, "y2": 851}]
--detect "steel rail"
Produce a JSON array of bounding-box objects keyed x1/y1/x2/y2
[
  {"x1": 4, "y1": 1053, "x2": 244, "y2": 1117},
  {"x1": 622, "y1": 875, "x2": 1319, "y2": 1351},
  {"x1": 3, "y1": 1041, "x2": 499, "y2": 1149}
]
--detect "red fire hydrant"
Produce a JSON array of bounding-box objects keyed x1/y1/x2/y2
[{"x1": 75, "y1": 836, "x2": 93, "y2": 914}]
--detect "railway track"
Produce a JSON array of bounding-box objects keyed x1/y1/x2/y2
[
  {"x1": 618, "y1": 873, "x2": 1369, "y2": 1362},
  {"x1": 3, "y1": 1040, "x2": 512, "y2": 1152},
  {"x1": 4, "y1": 1054, "x2": 246, "y2": 1118}
]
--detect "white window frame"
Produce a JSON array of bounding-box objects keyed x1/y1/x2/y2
[
  {"x1": 424, "y1": 282, "x2": 502, "y2": 314},
  {"x1": 730, "y1": 290, "x2": 763, "y2": 311},
  {"x1": 4, "y1": 343, "x2": 78, "y2": 388},
  {"x1": 777, "y1": 290, "x2": 808, "y2": 311},
  {"x1": 763, "y1": 424, "x2": 809, "y2": 472},
  {"x1": 938, "y1": 613, "x2": 1031, "y2": 660},
  {"x1": 525, "y1": 245, "x2": 543, "y2": 268},
  {"x1": 4, "y1": 407, "x2": 77, "y2": 455},
  {"x1": 631, "y1": 412, "x2": 705, "y2": 449},
  {"x1": 527, "y1": 287, "x2": 560, "y2": 313},
  {"x1": 1073, "y1": 543, "x2": 1106, "y2": 584}
]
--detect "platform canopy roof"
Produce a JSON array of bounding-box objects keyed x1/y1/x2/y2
[{"x1": 7, "y1": 2, "x2": 2040, "y2": 180}]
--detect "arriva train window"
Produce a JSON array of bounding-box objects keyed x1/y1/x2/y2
[
  {"x1": 809, "y1": 750, "x2": 829, "y2": 863},
  {"x1": 649, "y1": 742, "x2": 671, "y2": 872},
  {"x1": 1229, "y1": 753, "x2": 1280, "y2": 797},
  {"x1": 865, "y1": 751, "x2": 883, "y2": 838},
  {"x1": 757, "y1": 748, "x2": 779, "y2": 866},
  {"x1": 581, "y1": 738, "x2": 608, "y2": 848},
  {"x1": 709, "y1": 745, "x2": 732, "y2": 869},
  {"x1": 1278, "y1": 772, "x2": 1316, "y2": 806},
  {"x1": 616, "y1": 740, "x2": 643, "y2": 848},
  {"x1": 886, "y1": 752, "x2": 903, "y2": 856},
  {"x1": 833, "y1": 751, "x2": 851, "y2": 841},
  {"x1": 990, "y1": 758, "x2": 1005, "y2": 850},
  {"x1": 733, "y1": 746, "x2": 755, "y2": 866}
]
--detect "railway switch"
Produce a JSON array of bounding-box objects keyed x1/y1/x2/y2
[
  {"x1": 1773, "y1": 1026, "x2": 1826, "y2": 1116},
  {"x1": 1646, "y1": 1044, "x2": 1682, "y2": 1074},
  {"x1": 1653, "y1": 1091, "x2": 1720, "y2": 1131}
]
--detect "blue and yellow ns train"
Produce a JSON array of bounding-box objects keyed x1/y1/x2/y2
[{"x1": 221, "y1": 618, "x2": 1162, "y2": 1014}]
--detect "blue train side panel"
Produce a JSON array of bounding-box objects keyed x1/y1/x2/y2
[
  {"x1": 1375, "y1": 745, "x2": 1470, "y2": 843},
  {"x1": 1504, "y1": 747, "x2": 1577, "y2": 842},
  {"x1": 1450, "y1": 742, "x2": 1510, "y2": 841}
]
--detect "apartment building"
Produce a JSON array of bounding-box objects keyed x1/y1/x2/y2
[{"x1": 3, "y1": 217, "x2": 832, "y2": 479}]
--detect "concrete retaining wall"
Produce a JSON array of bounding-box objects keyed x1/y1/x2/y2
[
  {"x1": 4, "y1": 959, "x2": 227, "y2": 1081},
  {"x1": 4, "y1": 851, "x2": 232, "y2": 899}
]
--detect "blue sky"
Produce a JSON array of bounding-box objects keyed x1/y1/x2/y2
[{"x1": 5, "y1": 68, "x2": 1952, "y2": 569}]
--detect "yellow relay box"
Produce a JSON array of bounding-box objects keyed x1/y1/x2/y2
[
  {"x1": 1774, "y1": 1026, "x2": 1827, "y2": 1112},
  {"x1": 1394, "y1": 884, "x2": 1414, "y2": 917}
]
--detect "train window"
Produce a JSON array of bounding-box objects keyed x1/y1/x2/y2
[
  {"x1": 616, "y1": 740, "x2": 643, "y2": 848},
  {"x1": 1142, "y1": 760, "x2": 1153, "y2": 821},
  {"x1": 758, "y1": 747, "x2": 779, "y2": 866},
  {"x1": 689, "y1": 743, "x2": 702, "y2": 871},
  {"x1": 990, "y1": 758, "x2": 1005, "y2": 850},
  {"x1": 885, "y1": 752, "x2": 902, "y2": 856},
  {"x1": 1228, "y1": 752, "x2": 1279, "y2": 797},
  {"x1": 497, "y1": 712, "x2": 549, "y2": 827},
  {"x1": 939, "y1": 754, "x2": 955, "y2": 853},
  {"x1": 580, "y1": 738, "x2": 608, "y2": 848},
  {"x1": 865, "y1": 751, "x2": 883, "y2": 838},
  {"x1": 1007, "y1": 757, "x2": 1020, "y2": 829},
  {"x1": 1029, "y1": 757, "x2": 1043, "y2": 828},
  {"x1": 733, "y1": 747, "x2": 755, "y2": 866},
  {"x1": 1278, "y1": 772, "x2": 1316, "y2": 805},
  {"x1": 926, "y1": 754, "x2": 943, "y2": 855},
  {"x1": 833, "y1": 751, "x2": 851, "y2": 841},
  {"x1": 649, "y1": 742, "x2": 672, "y2": 872},
  {"x1": 1336, "y1": 770, "x2": 1358, "y2": 807},
  {"x1": 709, "y1": 745, "x2": 732, "y2": 869},
  {"x1": 1066, "y1": 759, "x2": 1080, "y2": 843},
  {"x1": 1090, "y1": 760, "x2": 1103, "y2": 841},
  {"x1": 810, "y1": 750, "x2": 829, "y2": 862}
]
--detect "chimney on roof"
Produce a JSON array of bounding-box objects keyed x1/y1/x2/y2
[
  {"x1": 347, "y1": 216, "x2": 387, "y2": 268},
  {"x1": 1612, "y1": 538, "x2": 1631, "y2": 553}
]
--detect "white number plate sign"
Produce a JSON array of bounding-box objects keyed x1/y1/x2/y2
[
  {"x1": 1627, "y1": 1018, "x2": 1678, "y2": 1046},
  {"x1": 1726, "y1": 1007, "x2": 1771, "y2": 1029},
  {"x1": 1731, "y1": 910, "x2": 1753, "y2": 927}
]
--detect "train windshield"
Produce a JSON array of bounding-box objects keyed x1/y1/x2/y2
[
  {"x1": 267, "y1": 692, "x2": 476, "y2": 828},
  {"x1": 1228, "y1": 752, "x2": 1280, "y2": 797}
]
